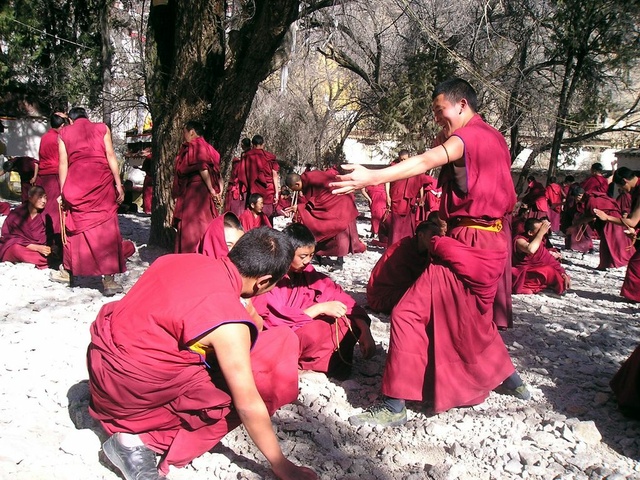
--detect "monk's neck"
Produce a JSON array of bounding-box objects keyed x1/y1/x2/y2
[{"x1": 28, "y1": 206, "x2": 39, "y2": 219}]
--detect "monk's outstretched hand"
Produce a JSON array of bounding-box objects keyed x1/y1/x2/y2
[
  {"x1": 330, "y1": 164, "x2": 376, "y2": 195},
  {"x1": 272, "y1": 459, "x2": 318, "y2": 480}
]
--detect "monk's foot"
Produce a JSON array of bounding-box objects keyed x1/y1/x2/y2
[
  {"x1": 495, "y1": 383, "x2": 531, "y2": 401},
  {"x1": 102, "y1": 275, "x2": 124, "y2": 296},
  {"x1": 102, "y1": 435, "x2": 161, "y2": 480},
  {"x1": 50, "y1": 266, "x2": 72, "y2": 286},
  {"x1": 348, "y1": 404, "x2": 407, "y2": 427}
]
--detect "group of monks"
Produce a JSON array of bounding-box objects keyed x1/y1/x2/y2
[{"x1": 1, "y1": 79, "x2": 639, "y2": 480}]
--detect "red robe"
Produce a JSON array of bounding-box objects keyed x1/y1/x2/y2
[
  {"x1": 421, "y1": 175, "x2": 442, "y2": 219},
  {"x1": 224, "y1": 156, "x2": 246, "y2": 217},
  {"x1": 365, "y1": 184, "x2": 387, "y2": 236},
  {"x1": 197, "y1": 215, "x2": 230, "y2": 259},
  {"x1": 275, "y1": 195, "x2": 292, "y2": 217},
  {"x1": 0, "y1": 202, "x2": 10, "y2": 215},
  {"x1": 239, "y1": 209, "x2": 272, "y2": 232},
  {"x1": 618, "y1": 191, "x2": 633, "y2": 217},
  {"x1": 584, "y1": 193, "x2": 635, "y2": 269},
  {"x1": 389, "y1": 175, "x2": 423, "y2": 245},
  {"x1": 60, "y1": 118, "x2": 125, "y2": 276},
  {"x1": 545, "y1": 182, "x2": 563, "y2": 232},
  {"x1": 240, "y1": 148, "x2": 279, "y2": 215},
  {"x1": 581, "y1": 174, "x2": 609, "y2": 196},
  {"x1": 141, "y1": 157, "x2": 153, "y2": 214},
  {"x1": 37, "y1": 128, "x2": 62, "y2": 234},
  {"x1": 512, "y1": 235, "x2": 566, "y2": 294},
  {"x1": 611, "y1": 344, "x2": 640, "y2": 418},
  {"x1": 172, "y1": 136, "x2": 221, "y2": 253},
  {"x1": 366, "y1": 235, "x2": 429, "y2": 314},
  {"x1": 563, "y1": 199, "x2": 594, "y2": 253},
  {"x1": 382, "y1": 236, "x2": 515, "y2": 413},
  {"x1": 522, "y1": 180, "x2": 548, "y2": 217},
  {"x1": 252, "y1": 263, "x2": 370, "y2": 375},
  {"x1": 621, "y1": 184, "x2": 640, "y2": 302},
  {"x1": 297, "y1": 170, "x2": 366, "y2": 257},
  {"x1": 0, "y1": 204, "x2": 50, "y2": 268},
  {"x1": 87, "y1": 255, "x2": 299, "y2": 476},
  {"x1": 437, "y1": 114, "x2": 517, "y2": 329}
]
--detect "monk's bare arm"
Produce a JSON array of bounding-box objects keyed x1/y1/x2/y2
[
  {"x1": 595, "y1": 204, "x2": 640, "y2": 229},
  {"x1": 200, "y1": 323, "x2": 317, "y2": 480},
  {"x1": 31, "y1": 163, "x2": 39, "y2": 185},
  {"x1": 360, "y1": 188, "x2": 372, "y2": 204},
  {"x1": 273, "y1": 170, "x2": 280, "y2": 201},
  {"x1": 304, "y1": 301, "x2": 347, "y2": 319},
  {"x1": 517, "y1": 220, "x2": 550, "y2": 255},
  {"x1": 104, "y1": 128, "x2": 124, "y2": 203},
  {"x1": 58, "y1": 139, "x2": 68, "y2": 191},
  {"x1": 330, "y1": 137, "x2": 462, "y2": 194}
]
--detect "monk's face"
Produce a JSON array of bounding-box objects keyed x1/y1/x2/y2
[
  {"x1": 617, "y1": 179, "x2": 634, "y2": 193},
  {"x1": 398, "y1": 153, "x2": 409, "y2": 162},
  {"x1": 432, "y1": 94, "x2": 466, "y2": 138},
  {"x1": 183, "y1": 128, "x2": 197, "y2": 143},
  {"x1": 290, "y1": 245, "x2": 315, "y2": 273},
  {"x1": 224, "y1": 227, "x2": 244, "y2": 251},
  {"x1": 251, "y1": 197, "x2": 264, "y2": 213},
  {"x1": 29, "y1": 193, "x2": 47, "y2": 211},
  {"x1": 288, "y1": 181, "x2": 303, "y2": 192}
]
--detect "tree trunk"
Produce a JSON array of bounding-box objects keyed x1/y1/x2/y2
[
  {"x1": 100, "y1": 0, "x2": 113, "y2": 127},
  {"x1": 514, "y1": 148, "x2": 541, "y2": 194},
  {"x1": 146, "y1": 0, "x2": 300, "y2": 248}
]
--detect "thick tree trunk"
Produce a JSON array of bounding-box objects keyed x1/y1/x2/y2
[
  {"x1": 146, "y1": 0, "x2": 300, "y2": 248},
  {"x1": 100, "y1": 0, "x2": 113, "y2": 127},
  {"x1": 514, "y1": 148, "x2": 541, "y2": 194}
]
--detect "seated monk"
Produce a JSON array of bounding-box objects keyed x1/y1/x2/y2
[
  {"x1": 349, "y1": 230, "x2": 530, "y2": 427},
  {"x1": 197, "y1": 212, "x2": 244, "y2": 259},
  {"x1": 275, "y1": 187, "x2": 293, "y2": 217},
  {"x1": 0, "y1": 186, "x2": 56, "y2": 269},
  {"x1": 252, "y1": 223, "x2": 376, "y2": 379},
  {"x1": 239, "y1": 193, "x2": 272, "y2": 232},
  {"x1": 513, "y1": 218, "x2": 570, "y2": 295},
  {"x1": 367, "y1": 213, "x2": 446, "y2": 314},
  {"x1": 88, "y1": 227, "x2": 317, "y2": 480}
]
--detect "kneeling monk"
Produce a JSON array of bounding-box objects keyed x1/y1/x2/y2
[
  {"x1": 252, "y1": 223, "x2": 376, "y2": 379},
  {"x1": 88, "y1": 228, "x2": 317, "y2": 480},
  {"x1": 350, "y1": 227, "x2": 529, "y2": 427}
]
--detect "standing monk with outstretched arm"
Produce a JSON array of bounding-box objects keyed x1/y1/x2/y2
[{"x1": 331, "y1": 78, "x2": 516, "y2": 329}]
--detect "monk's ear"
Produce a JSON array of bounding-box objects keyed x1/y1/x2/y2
[{"x1": 254, "y1": 274, "x2": 274, "y2": 294}]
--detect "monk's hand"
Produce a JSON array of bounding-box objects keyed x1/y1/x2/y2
[
  {"x1": 330, "y1": 164, "x2": 375, "y2": 195},
  {"x1": 271, "y1": 459, "x2": 317, "y2": 480},
  {"x1": 358, "y1": 329, "x2": 376, "y2": 359},
  {"x1": 115, "y1": 184, "x2": 125, "y2": 204},
  {"x1": 540, "y1": 220, "x2": 551, "y2": 234},
  {"x1": 36, "y1": 245, "x2": 51, "y2": 256},
  {"x1": 320, "y1": 301, "x2": 348, "y2": 318},
  {"x1": 562, "y1": 274, "x2": 571, "y2": 290},
  {"x1": 593, "y1": 208, "x2": 608, "y2": 222}
]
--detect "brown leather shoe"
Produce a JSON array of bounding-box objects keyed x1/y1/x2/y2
[{"x1": 102, "y1": 275, "x2": 124, "y2": 296}]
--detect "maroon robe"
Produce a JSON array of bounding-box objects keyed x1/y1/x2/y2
[
  {"x1": 0, "y1": 202, "x2": 10, "y2": 215},
  {"x1": 197, "y1": 215, "x2": 230, "y2": 259},
  {"x1": 60, "y1": 118, "x2": 125, "y2": 276},
  {"x1": 240, "y1": 148, "x2": 279, "y2": 216},
  {"x1": 297, "y1": 170, "x2": 366, "y2": 257},
  {"x1": 365, "y1": 184, "x2": 387, "y2": 236},
  {"x1": 563, "y1": 200, "x2": 594, "y2": 253},
  {"x1": 366, "y1": 235, "x2": 429, "y2": 314},
  {"x1": 581, "y1": 174, "x2": 609, "y2": 196},
  {"x1": 437, "y1": 114, "x2": 517, "y2": 329},
  {"x1": 422, "y1": 175, "x2": 442, "y2": 218},
  {"x1": 584, "y1": 193, "x2": 635, "y2": 269},
  {"x1": 141, "y1": 157, "x2": 153, "y2": 214},
  {"x1": 87, "y1": 255, "x2": 299, "y2": 476},
  {"x1": 545, "y1": 183, "x2": 563, "y2": 232},
  {"x1": 239, "y1": 209, "x2": 272, "y2": 232},
  {"x1": 621, "y1": 184, "x2": 640, "y2": 302},
  {"x1": 382, "y1": 236, "x2": 515, "y2": 413},
  {"x1": 389, "y1": 175, "x2": 423, "y2": 245},
  {"x1": 512, "y1": 234, "x2": 566, "y2": 294},
  {"x1": 37, "y1": 128, "x2": 62, "y2": 234},
  {"x1": 224, "y1": 157, "x2": 246, "y2": 217},
  {"x1": 611, "y1": 344, "x2": 640, "y2": 418},
  {"x1": 275, "y1": 195, "x2": 292, "y2": 217},
  {"x1": 252, "y1": 263, "x2": 369, "y2": 374},
  {"x1": 522, "y1": 180, "x2": 548, "y2": 217},
  {"x1": 172, "y1": 136, "x2": 221, "y2": 253},
  {"x1": 0, "y1": 203, "x2": 50, "y2": 268},
  {"x1": 618, "y1": 191, "x2": 633, "y2": 217}
]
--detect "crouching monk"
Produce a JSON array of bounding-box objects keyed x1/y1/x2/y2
[
  {"x1": 350, "y1": 225, "x2": 529, "y2": 427},
  {"x1": 87, "y1": 228, "x2": 317, "y2": 480}
]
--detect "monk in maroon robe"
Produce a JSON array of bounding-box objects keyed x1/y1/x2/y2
[
  {"x1": 367, "y1": 216, "x2": 445, "y2": 314},
  {"x1": 349, "y1": 233, "x2": 528, "y2": 427},
  {"x1": 611, "y1": 344, "x2": 640, "y2": 419},
  {"x1": 172, "y1": 121, "x2": 223, "y2": 254},
  {"x1": 421, "y1": 174, "x2": 442, "y2": 217},
  {"x1": 88, "y1": 228, "x2": 317, "y2": 480},
  {"x1": 0, "y1": 186, "x2": 54, "y2": 269},
  {"x1": 361, "y1": 183, "x2": 389, "y2": 239},
  {"x1": 512, "y1": 218, "x2": 570, "y2": 295},
  {"x1": 239, "y1": 193, "x2": 272, "y2": 232},
  {"x1": 331, "y1": 78, "x2": 517, "y2": 330},
  {"x1": 141, "y1": 155, "x2": 154, "y2": 214},
  {"x1": 545, "y1": 176, "x2": 563, "y2": 232},
  {"x1": 224, "y1": 138, "x2": 251, "y2": 217},
  {"x1": 0, "y1": 202, "x2": 10, "y2": 215},
  {"x1": 197, "y1": 212, "x2": 244, "y2": 259},
  {"x1": 36, "y1": 113, "x2": 67, "y2": 236},
  {"x1": 581, "y1": 162, "x2": 609, "y2": 195},
  {"x1": 594, "y1": 167, "x2": 640, "y2": 302},
  {"x1": 58, "y1": 107, "x2": 125, "y2": 295},
  {"x1": 286, "y1": 171, "x2": 365, "y2": 265},
  {"x1": 387, "y1": 150, "x2": 424, "y2": 245},
  {"x1": 239, "y1": 135, "x2": 280, "y2": 220},
  {"x1": 521, "y1": 176, "x2": 548, "y2": 219},
  {"x1": 564, "y1": 187, "x2": 595, "y2": 253},
  {"x1": 618, "y1": 189, "x2": 633, "y2": 217},
  {"x1": 252, "y1": 224, "x2": 375, "y2": 379},
  {"x1": 275, "y1": 188, "x2": 293, "y2": 217}
]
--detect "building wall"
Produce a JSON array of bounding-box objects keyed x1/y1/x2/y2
[{"x1": 0, "y1": 117, "x2": 48, "y2": 158}]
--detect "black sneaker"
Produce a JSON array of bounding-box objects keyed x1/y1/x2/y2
[{"x1": 102, "y1": 435, "x2": 161, "y2": 480}]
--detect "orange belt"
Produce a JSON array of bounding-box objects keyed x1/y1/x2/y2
[{"x1": 455, "y1": 217, "x2": 503, "y2": 232}]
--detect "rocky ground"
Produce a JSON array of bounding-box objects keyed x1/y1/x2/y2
[{"x1": 0, "y1": 209, "x2": 639, "y2": 480}]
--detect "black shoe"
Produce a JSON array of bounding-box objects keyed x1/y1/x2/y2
[{"x1": 102, "y1": 435, "x2": 161, "y2": 480}]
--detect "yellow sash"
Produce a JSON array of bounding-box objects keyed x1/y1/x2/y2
[{"x1": 455, "y1": 218, "x2": 503, "y2": 232}]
